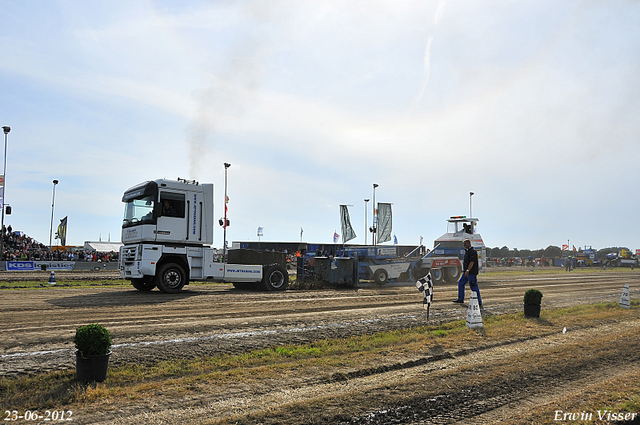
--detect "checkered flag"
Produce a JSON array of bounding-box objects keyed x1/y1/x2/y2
[{"x1": 416, "y1": 272, "x2": 434, "y2": 319}]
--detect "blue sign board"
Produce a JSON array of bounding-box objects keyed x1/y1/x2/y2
[{"x1": 7, "y1": 261, "x2": 75, "y2": 271}]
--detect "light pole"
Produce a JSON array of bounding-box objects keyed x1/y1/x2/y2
[
  {"x1": 372, "y1": 183, "x2": 378, "y2": 246},
  {"x1": 0, "y1": 126, "x2": 10, "y2": 262},
  {"x1": 469, "y1": 191, "x2": 474, "y2": 218},
  {"x1": 364, "y1": 198, "x2": 369, "y2": 245},
  {"x1": 49, "y1": 179, "x2": 59, "y2": 248},
  {"x1": 223, "y1": 163, "x2": 230, "y2": 263}
]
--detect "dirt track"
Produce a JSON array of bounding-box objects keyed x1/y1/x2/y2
[{"x1": 1, "y1": 269, "x2": 639, "y2": 424}]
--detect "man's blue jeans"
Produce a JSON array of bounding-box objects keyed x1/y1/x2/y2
[{"x1": 457, "y1": 273, "x2": 482, "y2": 305}]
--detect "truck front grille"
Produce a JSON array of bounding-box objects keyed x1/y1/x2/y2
[{"x1": 121, "y1": 245, "x2": 138, "y2": 265}]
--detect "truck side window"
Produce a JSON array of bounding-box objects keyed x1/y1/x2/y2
[{"x1": 159, "y1": 192, "x2": 185, "y2": 218}]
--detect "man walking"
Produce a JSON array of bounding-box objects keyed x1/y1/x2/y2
[{"x1": 453, "y1": 239, "x2": 482, "y2": 308}]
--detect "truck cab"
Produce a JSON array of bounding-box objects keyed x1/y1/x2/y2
[{"x1": 121, "y1": 179, "x2": 213, "y2": 246}]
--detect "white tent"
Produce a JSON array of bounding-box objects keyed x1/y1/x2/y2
[{"x1": 84, "y1": 241, "x2": 123, "y2": 252}]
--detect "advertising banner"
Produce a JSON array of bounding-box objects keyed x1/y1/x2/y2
[
  {"x1": 7, "y1": 261, "x2": 75, "y2": 271},
  {"x1": 340, "y1": 205, "x2": 357, "y2": 244},
  {"x1": 377, "y1": 203, "x2": 392, "y2": 243},
  {"x1": 57, "y1": 217, "x2": 68, "y2": 246}
]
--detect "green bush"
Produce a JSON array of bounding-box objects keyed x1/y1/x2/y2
[
  {"x1": 523, "y1": 289, "x2": 543, "y2": 305},
  {"x1": 74, "y1": 323, "x2": 112, "y2": 356}
]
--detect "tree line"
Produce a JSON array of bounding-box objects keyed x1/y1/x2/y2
[{"x1": 486, "y1": 246, "x2": 634, "y2": 259}]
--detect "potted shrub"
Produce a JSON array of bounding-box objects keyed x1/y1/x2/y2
[
  {"x1": 74, "y1": 323, "x2": 112, "y2": 382},
  {"x1": 523, "y1": 289, "x2": 543, "y2": 318}
]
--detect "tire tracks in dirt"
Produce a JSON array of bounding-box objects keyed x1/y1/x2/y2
[
  {"x1": 0, "y1": 271, "x2": 637, "y2": 379},
  {"x1": 97, "y1": 318, "x2": 640, "y2": 425}
]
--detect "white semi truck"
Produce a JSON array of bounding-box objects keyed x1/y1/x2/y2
[{"x1": 118, "y1": 178, "x2": 288, "y2": 293}]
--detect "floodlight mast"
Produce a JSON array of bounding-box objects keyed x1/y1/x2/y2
[
  {"x1": 364, "y1": 198, "x2": 369, "y2": 245},
  {"x1": 0, "y1": 126, "x2": 10, "y2": 260},
  {"x1": 223, "y1": 163, "x2": 231, "y2": 263},
  {"x1": 372, "y1": 184, "x2": 378, "y2": 245},
  {"x1": 49, "y1": 180, "x2": 59, "y2": 248}
]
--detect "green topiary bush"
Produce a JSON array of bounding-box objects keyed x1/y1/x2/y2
[
  {"x1": 523, "y1": 289, "x2": 543, "y2": 306},
  {"x1": 74, "y1": 323, "x2": 112, "y2": 356}
]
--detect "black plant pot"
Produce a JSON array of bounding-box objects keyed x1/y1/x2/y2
[
  {"x1": 524, "y1": 304, "x2": 541, "y2": 318},
  {"x1": 76, "y1": 351, "x2": 111, "y2": 382}
]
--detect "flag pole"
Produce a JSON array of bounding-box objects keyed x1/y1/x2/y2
[{"x1": 427, "y1": 282, "x2": 433, "y2": 320}]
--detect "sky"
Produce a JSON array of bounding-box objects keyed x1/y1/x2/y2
[{"x1": 1, "y1": 0, "x2": 639, "y2": 252}]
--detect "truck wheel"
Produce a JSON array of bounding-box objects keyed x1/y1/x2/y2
[
  {"x1": 156, "y1": 263, "x2": 187, "y2": 293},
  {"x1": 373, "y1": 269, "x2": 388, "y2": 285},
  {"x1": 444, "y1": 266, "x2": 461, "y2": 283},
  {"x1": 131, "y1": 277, "x2": 156, "y2": 291},
  {"x1": 263, "y1": 265, "x2": 288, "y2": 291},
  {"x1": 431, "y1": 268, "x2": 445, "y2": 284}
]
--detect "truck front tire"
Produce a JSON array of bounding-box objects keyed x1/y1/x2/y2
[
  {"x1": 156, "y1": 263, "x2": 187, "y2": 293},
  {"x1": 263, "y1": 264, "x2": 288, "y2": 291},
  {"x1": 131, "y1": 276, "x2": 156, "y2": 291}
]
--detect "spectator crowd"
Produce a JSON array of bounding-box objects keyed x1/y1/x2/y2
[{"x1": 1, "y1": 226, "x2": 118, "y2": 262}]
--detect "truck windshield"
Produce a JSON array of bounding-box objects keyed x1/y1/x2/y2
[{"x1": 122, "y1": 195, "x2": 155, "y2": 228}]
